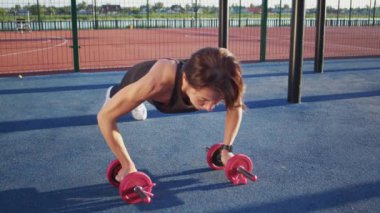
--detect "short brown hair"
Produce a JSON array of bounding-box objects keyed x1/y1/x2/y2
[{"x1": 183, "y1": 47, "x2": 245, "y2": 110}]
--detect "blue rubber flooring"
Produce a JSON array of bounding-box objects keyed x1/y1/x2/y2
[{"x1": 0, "y1": 58, "x2": 379, "y2": 213}]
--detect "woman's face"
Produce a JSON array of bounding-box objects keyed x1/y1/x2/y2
[{"x1": 186, "y1": 86, "x2": 223, "y2": 112}]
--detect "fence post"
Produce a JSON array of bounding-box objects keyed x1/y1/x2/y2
[
  {"x1": 71, "y1": 0, "x2": 80, "y2": 72},
  {"x1": 288, "y1": 0, "x2": 306, "y2": 103},
  {"x1": 93, "y1": 0, "x2": 98, "y2": 29},
  {"x1": 315, "y1": 0, "x2": 326, "y2": 74},
  {"x1": 336, "y1": 0, "x2": 340, "y2": 23},
  {"x1": 260, "y1": 0, "x2": 268, "y2": 62},
  {"x1": 279, "y1": 0, "x2": 282, "y2": 27},
  {"x1": 36, "y1": 0, "x2": 42, "y2": 30},
  {"x1": 238, "y1": 0, "x2": 242, "y2": 27},
  {"x1": 147, "y1": 0, "x2": 150, "y2": 28},
  {"x1": 373, "y1": 0, "x2": 377, "y2": 26},
  {"x1": 194, "y1": 0, "x2": 198, "y2": 28},
  {"x1": 349, "y1": 0, "x2": 352, "y2": 27},
  {"x1": 369, "y1": 0, "x2": 373, "y2": 25},
  {"x1": 218, "y1": 0, "x2": 228, "y2": 48}
]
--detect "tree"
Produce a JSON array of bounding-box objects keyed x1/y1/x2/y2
[
  {"x1": 185, "y1": 4, "x2": 192, "y2": 12},
  {"x1": 14, "y1": 5, "x2": 22, "y2": 11},
  {"x1": 327, "y1": 6, "x2": 335, "y2": 13},
  {"x1": 0, "y1": 8, "x2": 7, "y2": 16},
  {"x1": 46, "y1": 7, "x2": 55, "y2": 15},
  {"x1": 29, "y1": 4, "x2": 46, "y2": 16},
  {"x1": 77, "y1": 1, "x2": 88, "y2": 11},
  {"x1": 191, "y1": 3, "x2": 200, "y2": 13},
  {"x1": 56, "y1": 6, "x2": 71, "y2": 15},
  {"x1": 127, "y1": 7, "x2": 140, "y2": 15},
  {"x1": 152, "y1": 2, "x2": 164, "y2": 12}
]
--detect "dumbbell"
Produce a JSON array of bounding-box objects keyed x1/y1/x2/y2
[
  {"x1": 106, "y1": 160, "x2": 156, "y2": 204},
  {"x1": 206, "y1": 143, "x2": 226, "y2": 170},
  {"x1": 206, "y1": 143, "x2": 258, "y2": 185}
]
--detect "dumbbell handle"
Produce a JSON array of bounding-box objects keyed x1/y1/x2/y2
[
  {"x1": 133, "y1": 186, "x2": 154, "y2": 203},
  {"x1": 237, "y1": 166, "x2": 257, "y2": 182}
]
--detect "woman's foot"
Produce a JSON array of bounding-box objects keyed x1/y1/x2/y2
[{"x1": 131, "y1": 103, "x2": 148, "y2": 121}]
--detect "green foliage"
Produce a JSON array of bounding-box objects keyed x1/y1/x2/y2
[
  {"x1": 77, "y1": 1, "x2": 88, "y2": 11},
  {"x1": 0, "y1": 8, "x2": 7, "y2": 17}
]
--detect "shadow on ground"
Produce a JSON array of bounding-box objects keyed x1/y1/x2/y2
[
  {"x1": 1, "y1": 89, "x2": 379, "y2": 133},
  {"x1": 2, "y1": 178, "x2": 378, "y2": 212},
  {"x1": 219, "y1": 181, "x2": 380, "y2": 212},
  {"x1": 0, "y1": 168, "x2": 233, "y2": 212}
]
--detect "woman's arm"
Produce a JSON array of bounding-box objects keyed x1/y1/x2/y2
[
  {"x1": 97, "y1": 79, "x2": 154, "y2": 174},
  {"x1": 221, "y1": 104, "x2": 243, "y2": 165},
  {"x1": 97, "y1": 60, "x2": 175, "y2": 179}
]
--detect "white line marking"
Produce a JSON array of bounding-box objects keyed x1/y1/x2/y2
[{"x1": 0, "y1": 36, "x2": 67, "y2": 57}]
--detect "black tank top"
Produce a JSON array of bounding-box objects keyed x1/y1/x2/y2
[{"x1": 116, "y1": 60, "x2": 197, "y2": 113}]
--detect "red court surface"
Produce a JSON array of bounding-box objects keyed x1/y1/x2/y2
[{"x1": 0, "y1": 26, "x2": 379, "y2": 75}]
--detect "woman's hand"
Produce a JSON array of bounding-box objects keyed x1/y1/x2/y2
[
  {"x1": 221, "y1": 150, "x2": 234, "y2": 165},
  {"x1": 116, "y1": 163, "x2": 137, "y2": 182}
]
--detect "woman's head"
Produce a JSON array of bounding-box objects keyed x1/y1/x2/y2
[{"x1": 183, "y1": 47, "x2": 245, "y2": 111}]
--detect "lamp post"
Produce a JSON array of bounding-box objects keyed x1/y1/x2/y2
[
  {"x1": 279, "y1": 0, "x2": 282, "y2": 27},
  {"x1": 93, "y1": 0, "x2": 98, "y2": 29},
  {"x1": 349, "y1": 0, "x2": 352, "y2": 27},
  {"x1": 373, "y1": 0, "x2": 377, "y2": 26},
  {"x1": 37, "y1": 0, "x2": 42, "y2": 30}
]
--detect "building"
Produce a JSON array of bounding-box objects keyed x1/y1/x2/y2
[{"x1": 99, "y1": 4, "x2": 121, "y2": 15}]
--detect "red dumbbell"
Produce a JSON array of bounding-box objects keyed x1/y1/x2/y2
[
  {"x1": 206, "y1": 143, "x2": 258, "y2": 185},
  {"x1": 206, "y1": 143, "x2": 225, "y2": 170},
  {"x1": 106, "y1": 160, "x2": 156, "y2": 204},
  {"x1": 225, "y1": 154, "x2": 257, "y2": 185}
]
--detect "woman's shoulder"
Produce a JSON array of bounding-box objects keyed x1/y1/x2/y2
[
  {"x1": 154, "y1": 58, "x2": 179, "y2": 69},
  {"x1": 138, "y1": 59, "x2": 178, "y2": 101},
  {"x1": 149, "y1": 59, "x2": 178, "y2": 83}
]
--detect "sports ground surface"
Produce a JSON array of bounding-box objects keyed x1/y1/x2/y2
[
  {"x1": 1, "y1": 26, "x2": 379, "y2": 75},
  {"x1": 0, "y1": 58, "x2": 379, "y2": 212}
]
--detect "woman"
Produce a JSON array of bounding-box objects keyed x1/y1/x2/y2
[{"x1": 98, "y1": 47, "x2": 245, "y2": 182}]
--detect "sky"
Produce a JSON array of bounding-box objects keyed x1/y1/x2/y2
[{"x1": 3, "y1": 0, "x2": 375, "y2": 9}]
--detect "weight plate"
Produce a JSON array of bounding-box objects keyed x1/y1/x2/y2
[
  {"x1": 206, "y1": 143, "x2": 225, "y2": 170},
  {"x1": 225, "y1": 154, "x2": 253, "y2": 185},
  {"x1": 106, "y1": 159, "x2": 122, "y2": 187},
  {"x1": 119, "y1": 172, "x2": 154, "y2": 204}
]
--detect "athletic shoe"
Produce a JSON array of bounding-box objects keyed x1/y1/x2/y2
[
  {"x1": 103, "y1": 86, "x2": 147, "y2": 121},
  {"x1": 131, "y1": 103, "x2": 148, "y2": 121},
  {"x1": 102, "y1": 86, "x2": 113, "y2": 108}
]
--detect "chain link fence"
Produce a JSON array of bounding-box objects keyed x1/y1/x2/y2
[{"x1": 0, "y1": 0, "x2": 379, "y2": 75}]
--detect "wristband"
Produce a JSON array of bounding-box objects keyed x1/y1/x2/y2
[{"x1": 221, "y1": 145, "x2": 233, "y2": 152}]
